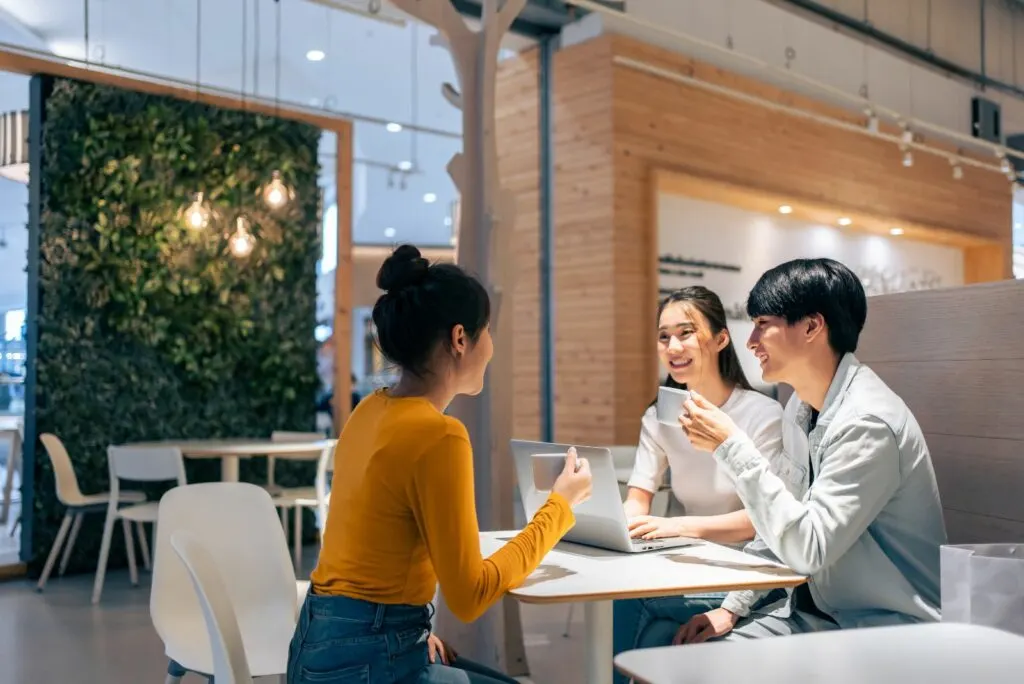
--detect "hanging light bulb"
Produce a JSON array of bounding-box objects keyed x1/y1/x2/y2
[
  {"x1": 229, "y1": 216, "x2": 256, "y2": 258},
  {"x1": 902, "y1": 149, "x2": 914, "y2": 168},
  {"x1": 184, "y1": 191, "x2": 210, "y2": 230},
  {"x1": 262, "y1": 170, "x2": 291, "y2": 209}
]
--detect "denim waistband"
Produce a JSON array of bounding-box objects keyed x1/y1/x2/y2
[{"x1": 304, "y1": 590, "x2": 433, "y2": 629}]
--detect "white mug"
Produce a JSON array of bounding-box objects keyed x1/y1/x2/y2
[{"x1": 656, "y1": 386, "x2": 691, "y2": 426}]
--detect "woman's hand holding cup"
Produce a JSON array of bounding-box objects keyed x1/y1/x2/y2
[{"x1": 552, "y1": 447, "x2": 592, "y2": 507}]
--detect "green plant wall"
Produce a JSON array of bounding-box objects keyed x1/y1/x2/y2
[{"x1": 30, "y1": 77, "x2": 322, "y2": 574}]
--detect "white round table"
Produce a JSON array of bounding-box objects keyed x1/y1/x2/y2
[{"x1": 125, "y1": 439, "x2": 333, "y2": 482}]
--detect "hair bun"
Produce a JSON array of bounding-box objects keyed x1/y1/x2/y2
[{"x1": 377, "y1": 244, "x2": 430, "y2": 293}]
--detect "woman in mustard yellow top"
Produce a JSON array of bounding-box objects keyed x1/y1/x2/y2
[{"x1": 287, "y1": 245, "x2": 593, "y2": 684}]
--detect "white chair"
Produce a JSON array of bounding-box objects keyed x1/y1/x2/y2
[
  {"x1": 0, "y1": 423, "x2": 21, "y2": 526},
  {"x1": 151, "y1": 482, "x2": 299, "y2": 683},
  {"x1": 36, "y1": 434, "x2": 146, "y2": 591},
  {"x1": 92, "y1": 445, "x2": 186, "y2": 604},
  {"x1": 268, "y1": 432, "x2": 335, "y2": 573},
  {"x1": 170, "y1": 531, "x2": 254, "y2": 684},
  {"x1": 263, "y1": 430, "x2": 323, "y2": 495}
]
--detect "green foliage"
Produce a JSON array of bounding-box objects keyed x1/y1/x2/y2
[{"x1": 31, "y1": 78, "x2": 322, "y2": 574}]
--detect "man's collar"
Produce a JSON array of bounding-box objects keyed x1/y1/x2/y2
[{"x1": 794, "y1": 353, "x2": 860, "y2": 433}]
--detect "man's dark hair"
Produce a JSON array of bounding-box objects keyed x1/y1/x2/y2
[{"x1": 746, "y1": 258, "x2": 867, "y2": 355}]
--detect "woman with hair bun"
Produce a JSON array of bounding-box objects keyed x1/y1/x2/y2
[{"x1": 287, "y1": 245, "x2": 593, "y2": 684}]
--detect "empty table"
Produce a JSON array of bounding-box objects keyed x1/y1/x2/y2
[{"x1": 614, "y1": 622, "x2": 1024, "y2": 684}]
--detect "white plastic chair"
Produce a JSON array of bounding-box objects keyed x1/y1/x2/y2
[
  {"x1": 269, "y1": 432, "x2": 335, "y2": 573},
  {"x1": 92, "y1": 445, "x2": 186, "y2": 604},
  {"x1": 170, "y1": 531, "x2": 254, "y2": 684},
  {"x1": 36, "y1": 434, "x2": 146, "y2": 591},
  {"x1": 0, "y1": 423, "x2": 22, "y2": 526},
  {"x1": 152, "y1": 482, "x2": 299, "y2": 683}
]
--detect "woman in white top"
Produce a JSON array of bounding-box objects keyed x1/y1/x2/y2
[{"x1": 613, "y1": 286, "x2": 786, "y2": 679}]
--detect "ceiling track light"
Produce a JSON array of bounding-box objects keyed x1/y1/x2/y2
[
  {"x1": 863, "y1": 107, "x2": 879, "y2": 134},
  {"x1": 899, "y1": 122, "x2": 914, "y2": 145}
]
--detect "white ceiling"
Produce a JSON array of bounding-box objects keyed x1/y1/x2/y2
[{"x1": 0, "y1": 0, "x2": 535, "y2": 315}]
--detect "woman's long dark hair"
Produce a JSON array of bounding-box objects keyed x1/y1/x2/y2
[{"x1": 654, "y1": 287, "x2": 752, "y2": 402}]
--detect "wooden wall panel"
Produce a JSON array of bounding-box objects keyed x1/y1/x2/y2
[
  {"x1": 496, "y1": 49, "x2": 543, "y2": 441},
  {"x1": 604, "y1": 33, "x2": 1012, "y2": 444},
  {"x1": 858, "y1": 281, "x2": 1024, "y2": 543},
  {"x1": 551, "y1": 38, "x2": 616, "y2": 444}
]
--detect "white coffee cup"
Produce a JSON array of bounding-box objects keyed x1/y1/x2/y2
[{"x1": 656, "y1": 386, "x2": 691, "y2": 426}]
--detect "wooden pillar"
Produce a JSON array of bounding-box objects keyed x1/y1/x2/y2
[
  {"x1": 332, "y1": 123, "x2": 354, "y2": 434},
  {"x1": 391, "y1": 0, "x2": 528, "y2": 674},
  {"x1": 964, "y1": 244, "x2": 1012, "y2": 283}
]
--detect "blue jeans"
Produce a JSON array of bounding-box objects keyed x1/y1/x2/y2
[
  {"x1": 613, "y1": 592, "x2": 726, "y2": 681},
  {"x1": 288, "y1": 591, "x2": 519, "y2": 684}
]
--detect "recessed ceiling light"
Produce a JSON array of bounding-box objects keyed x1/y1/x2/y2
[
  {"x1": 889, "y1": 227, "x2": 904, "y2": 236},
  {"x1": 386, "y1": 122, "x2": 403, "y2": 133},
  {"x1": 306, "y1": 49, "x2": 326, "y2": 62},
  {"x1": 423, "y1": 193, "x2": 437, "y2": 204},
  {"x1": 383, "y1": 227, "x2": 396, "y2": 239},
  {"x1": 837, "y1": 217, "x2": 852, "y2": 226},
  {"x1": 778, "y1": 205, "x2": 793, "y2": 214},
  {"x1": 397, "y1": 160, "x2": 413, "y2": 171}
]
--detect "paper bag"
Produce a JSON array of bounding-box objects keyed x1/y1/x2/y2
[{"x1": 941, "y1": 544, "x2": 1024, "y2": 636}]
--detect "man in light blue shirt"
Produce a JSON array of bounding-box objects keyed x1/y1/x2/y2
[{"x1": 676, "y1": 257, "x2": 947, "y2": 643}]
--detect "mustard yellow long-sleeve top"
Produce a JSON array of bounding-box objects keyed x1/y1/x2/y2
[{"x1": 311, "y1": 390, "x2": 574, "y2": 622}]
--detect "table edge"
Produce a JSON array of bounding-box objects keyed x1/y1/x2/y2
[{"x1": 508, "y1": 576, "x2": 806, "y2": 604}]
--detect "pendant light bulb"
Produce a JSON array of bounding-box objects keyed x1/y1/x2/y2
[
  {"x1": 262, "y1": 170, "x2": 291, "y2": 209},
  {"x1": 184, "y1": 191, "x2": 210, "y2": 230},
  {"x1": 229, "y1": 216, "x2": 256, "y2": 258}
]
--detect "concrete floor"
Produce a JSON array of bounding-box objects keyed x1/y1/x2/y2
[{"x1": 0, "y1": 550, "x2": 588, "y2": 684}]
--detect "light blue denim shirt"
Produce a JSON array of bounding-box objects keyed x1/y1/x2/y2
[{"x1": 716, "y1": 353, "x2": 947, "y2": 628}]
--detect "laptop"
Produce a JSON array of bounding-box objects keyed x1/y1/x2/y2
[{"x1": 510, "y1": 439, "x2": 700, "y2": 553}]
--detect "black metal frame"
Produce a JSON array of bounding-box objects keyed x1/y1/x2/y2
[
  {"x1": 538, "y1": 35, "x2": 555, "y2": 442},
  {"x1": 21, "y1": 74, "x2": 52, "y2": 563}
]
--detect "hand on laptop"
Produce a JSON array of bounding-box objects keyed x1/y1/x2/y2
[
  {"x1": 627, "y1": 515, "x2": 695, "y2": 540},
  {"x1": 551, "y1": 447, "x2": 593, "y2": 507}
]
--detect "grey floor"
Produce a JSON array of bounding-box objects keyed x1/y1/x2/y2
[{"x1": 0, "y1": 548, "x2": 588, "y2": 684}]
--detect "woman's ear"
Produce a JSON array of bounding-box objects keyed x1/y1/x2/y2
[
  {"x1": 450, "y1": 324, "x2": 467, "y2": 357},
  {"x1": 715, "y1": 329, "x2": 731, "y2": 353}
]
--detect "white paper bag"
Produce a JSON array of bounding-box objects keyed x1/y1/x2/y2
[{"x1": 941, "y1": 543, "x2": 1024, "y2": 636}]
